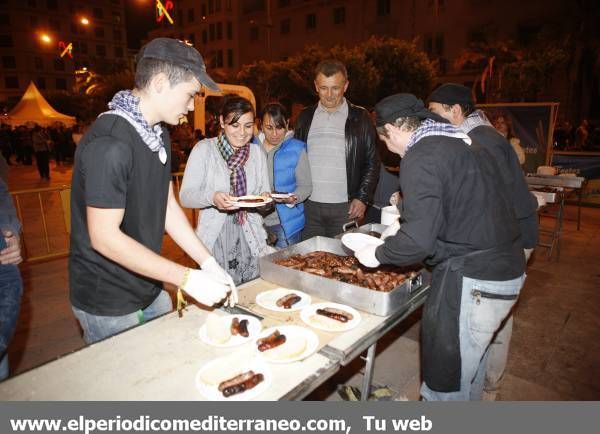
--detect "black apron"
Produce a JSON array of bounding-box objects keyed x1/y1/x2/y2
[{"x1": 421, "y1": 244, "x2": 506, "y2": 392}]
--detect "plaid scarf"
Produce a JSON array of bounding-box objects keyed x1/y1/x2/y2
[
  {"x1": 407, "y1": 118, "x2": 472, "y2": 151},
  {"x1": 460, "y1": 109, "x2": 493, "y2": 134},
  {"x1": 216, "y1": 133, "x2": 251, "y2": 224},
  {"x1": 103, "y1": 90, "x2": 167, "y2": 165}
]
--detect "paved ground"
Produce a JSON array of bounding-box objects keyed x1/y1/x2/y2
[{"x1": 5, "y1": 162, "x2": 600, "y2": 400}]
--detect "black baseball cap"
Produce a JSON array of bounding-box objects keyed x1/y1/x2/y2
[
  {"x1": 428, "y1": 83, "x2": 474, "y2": 106},
  {"x1": 375, "y1": 93, "x2": 447, "y2": 127},
  {"x1": 137, "y1": 38, "x2": 220, "y2": 91}
]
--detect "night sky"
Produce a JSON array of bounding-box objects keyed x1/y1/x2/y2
[{"x1": 124, "y1": 0, "x2": 160, "y2": 49}]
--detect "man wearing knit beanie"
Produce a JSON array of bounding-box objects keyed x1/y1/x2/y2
[{"x1": 428, "y1": 83, "x2": 539, "y2": 398}]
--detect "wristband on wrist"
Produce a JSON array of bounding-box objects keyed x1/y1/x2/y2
[
  {"x1": 177, "y1": 268, "x2": 191, "y2": 318},
  {"x1": 179, "y1": 267, "x2": 191, "y2": 289}
]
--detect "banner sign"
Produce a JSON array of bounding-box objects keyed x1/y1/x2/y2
[{"x1": 478, "y1": 103, "x2": 559, "y2": 174}]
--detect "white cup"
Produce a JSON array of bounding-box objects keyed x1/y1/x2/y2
[{"x1": 381, "y1": 205, "x2": 400, "y2": 225}]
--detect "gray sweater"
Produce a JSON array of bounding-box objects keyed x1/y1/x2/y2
[{"x1": 179, "y1": 137, "x2": 270, "y2": 255}]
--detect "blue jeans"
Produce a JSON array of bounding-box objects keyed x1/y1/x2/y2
[
  {"x1": 72, "y1": 290, "x2": 172, "y2": 345},
  {"x1": 484, "y1": 313, "x2": 514, "y2": 391},
  {"x1": 0, "y1": 264, "x2": 23, "y2": 381},
  {"x1": 421, "y1": 274, "x2": 525, "y2": 401},
  {"x1": 267, "y1": 224, "x2": 302, "y2": 248}
]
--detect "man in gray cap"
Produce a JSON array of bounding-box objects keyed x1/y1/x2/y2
[
  {"x1": 355, "y1": 93, "x2": 526, "y2": 400},
  {"x1": 428, "y1": 83, "x2": 539, "y2": 397},
  {"x1": 69, "y1": 38, "x2": 236, "y2": 344}
]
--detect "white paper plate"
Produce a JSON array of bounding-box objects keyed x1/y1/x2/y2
[
  {"x1": 231, "y1": 195, "x2": 273, "y2": 208},
  {"x1": 199, "y1": 314, "x2": 262, "y2": 348},
  {"x1": 254, "y1": 325, "x2": 319, "y2": 364},
  {"x1": 195, "y1": 356, "x2": 271, "y2": 401},
  {"x1": 300, "y1": 302, "x2": 362, "y2": 333},
  {"x1": 341, "y1": 232, "x2": 384, "y2": 252},
  {"x1": 270, "y1": 192, "x2": 293, "y2": 199},
  {"x1": 255, "y1": 288, "x2": 312, "y2": 312}
]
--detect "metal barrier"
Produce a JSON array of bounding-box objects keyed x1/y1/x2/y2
[
  {"x1": 10, "y1": 172, "x2": 194, "y2": 263},
  {"x1": 10, "y1": 185, "x2": 71, "y2": 263}
]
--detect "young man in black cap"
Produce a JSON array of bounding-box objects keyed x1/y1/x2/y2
[
  {"x1": 69, "y1": 38, "x2": 236, "y2": 344},
  {"x1": 427, "y1": 83, "x2": 539, "y2": 396},
  {"x1": 427, "y1": 83, "x2": 538, "y2": 254},
  {"x1": 355, "y1": 93, "x2": 526, "y2": 400}
]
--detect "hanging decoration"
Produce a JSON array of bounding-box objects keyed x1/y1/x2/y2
[
  {"x1": 58, "y1": 41, "x2": 73, "y2": 59},
  {"x1": 156, "y1": 0, "x2": 174, "y2": 24}
]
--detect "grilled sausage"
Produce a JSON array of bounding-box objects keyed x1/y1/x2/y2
[
  {"x1": 231, "y1": 317, "x2": 240, "y2": 336},
  {"x1": 276, "y1": 294, "x2": 302, "y2": 309},
  {"x1": 221, "y1": 373, "x2": 265, "y2": 397},
  {"x1": 257, "y1": 330, "x2": 286, "y2": 352},
  {"x1": 230, "y1": 317, "x2": 250, "y2": 337},
  {"x1": 238, "y1": 319, "x2": 249, "y2": 337},
  {"x1": 218, "y1": 370, "x2": 255, "y2": 392},
  {"x1": 316, "y1": 307, "x2": 353, "y2": 323}
]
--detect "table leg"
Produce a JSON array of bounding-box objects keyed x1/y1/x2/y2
[
  {"x1": 360, "y1": 342, "x2": 377, "y2": 401},
  {"x1": 577, "y1": 187, "x2": 583, "y2": 230}
]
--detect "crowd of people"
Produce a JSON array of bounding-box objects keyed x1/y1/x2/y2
[
  {"x1": 553, "y1": 118, "x2": 600, "y2": 150},
  {"x1": 0, "y1": 122, "x2": 85, "y2": 181},
  {"x1": 2, "y1": 37, "x2": 549, "y2": 401}
]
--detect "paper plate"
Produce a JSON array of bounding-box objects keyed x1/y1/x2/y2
[
  {"x1": 199, "y1": 314, "x2": 262, "y2": 348},
  {"x1": 341, "y1": 232, "x2": 384, "y2": 252},
  {"x1": 231, "y1": 195, "x2": 273, "y2": 208},
  {"x1": 254, "y1": 325, "x2": 319, "y2": 364},
  {"x1": 300, "y1": 302, "x2": 362, "y2": 333},
  {"x1": 195, "y1": 356, "x2": 271, "y2": 401},
  {"x1": 255, "y1": 288, "x2": 312, "y2": 312},
  {"x1": 270, "y1": 192, "x2": 294, "y2": 200}
]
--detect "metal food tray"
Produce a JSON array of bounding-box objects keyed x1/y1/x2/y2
[
  {"x1": 530, "y1": 189, "x2": 557, "y2": 203},
  {"x1": 525, "y1": 174, "x2": 584, "y2": 189},
  {"x1": 334, "y1": 221, "x2": 388, "y2": 239},
  {"x1": 259, "y1": 236, "x2": 430, "y2": 316}
]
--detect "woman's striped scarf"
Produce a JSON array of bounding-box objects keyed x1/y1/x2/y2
[{"x1": 216, "y1": 133, "x2": 250, "y2": 224}]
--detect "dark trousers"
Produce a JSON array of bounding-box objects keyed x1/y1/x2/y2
[
  {"x1": 301, "y1": 200, "x2": 352, "y2": 240},
  {"x1": 0, "y1": 265, "x2": 23, "y2": 380},
  {"x1": 35, "y1": 151, "x2": 50, "y2": 179}
]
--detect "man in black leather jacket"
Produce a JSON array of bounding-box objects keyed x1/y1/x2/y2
[{"x1": 294, "y1": 60, "x2": 379, "y2": 238}]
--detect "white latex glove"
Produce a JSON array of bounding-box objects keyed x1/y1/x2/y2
[
  {"x1": 524, "y1": 248, "x2": 534, "y2": 263},
  {"x1": 381, "y1": 220, "x2": 400, "y2": 240},
  {"x1": 182, "y1": 269, "x2": 231, "y2": 307},
  {"x1": 355, "y1": 244, "x2": 381, "y2": 268},
  {"x1": 201, "y1": 256, "x2": 237, "y2": 307}
]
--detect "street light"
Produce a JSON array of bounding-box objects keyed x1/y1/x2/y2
[
  {"x1": 40, "y1": 33, "x2": 52, "y2": 44},
  {"x1": 80, "y1": 17, "x2": 90, "y2": 26}
]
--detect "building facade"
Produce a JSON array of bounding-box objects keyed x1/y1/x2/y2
[
  {"x1": 0, "y1": 0, "x2": 128, "y2": 104},
  {"x1": 146, "y1": 0, "x2": 566, "y2": 93},
  {"x1": 147, "y1": 0, "x2": 241, "y2": 83}
]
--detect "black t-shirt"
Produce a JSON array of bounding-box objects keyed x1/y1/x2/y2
[
  {"x1": 69, "y1": 114, "x2": 172, "y2": 315},
  {"x1": 376, "y1": 135, "x2": 525, "y2": 281}
]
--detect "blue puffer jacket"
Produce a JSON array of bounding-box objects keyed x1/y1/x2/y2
[{"x1": 273, "y1": 137, "x2": 306, "y2": 239}]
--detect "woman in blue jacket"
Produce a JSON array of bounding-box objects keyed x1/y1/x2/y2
[{"x1": 260, "y1": 103, "x2": 312, "y2": 247}]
